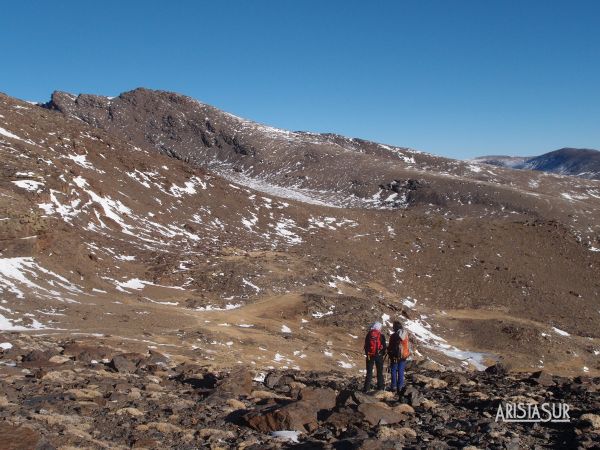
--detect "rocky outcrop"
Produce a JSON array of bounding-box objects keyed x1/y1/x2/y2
[{"x1": 1, "y1": 334, "x2": 599, "y2": 449}]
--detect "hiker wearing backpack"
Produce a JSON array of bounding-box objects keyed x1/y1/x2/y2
[
  {"x1": 387, "y1": 320, "x2": 411, "y2": 394},
  {"x1": 363, "y1": 322, "x2": 387, "y2": 392}
]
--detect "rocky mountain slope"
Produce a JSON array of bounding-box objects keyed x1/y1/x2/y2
[
  {"x1": 0, "y1": 333, "x2": 598, "y2": 449},
  {"x1": 1, "y1": 88, "x2": 600, "y2": 448},
  {"x1": 0, "y1": 89, "x2": 599, "y2": 377},
  {"x1": 474, "y1": 148, "x2": 600, "y2": 180}
]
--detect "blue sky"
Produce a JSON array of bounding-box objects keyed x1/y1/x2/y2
[{"x1": 1, "y1": 1, "x2": 599, "y2": 159}]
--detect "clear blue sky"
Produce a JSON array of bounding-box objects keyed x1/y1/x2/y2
[{"x1": 1, "y1": 1, "x2": 599, "y2": 159}]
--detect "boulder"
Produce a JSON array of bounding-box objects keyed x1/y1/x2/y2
[
  {"x1": 357, "y1": 402, "x2": 409, "y2": 426},
  {"x1": 227, "y1": 398, "x2": 246, "y2": 409},
  {"x1": 325, "y1": 408, "x2": 359, "y2": 431},
  {"x1": 529, "y1": 370, "x2": 554, "y2": 386},
  {"x1": 264, "y1": 372, "x2": 282, "y2": 389},
  {"x1": 485, "y1": 363, "x2": 507, "y2": 376},
  {"x1": 245, "y1": 387, "x2": 336, "y2": 433},
  {"x1": 0, "y1": 423, "x2": 48, "y2": 450},
  {"x1": 245, "y1": 401, "x2": 319, "y2": 433},
  {"x1": 250, "y1": 390, "x2": 289, "y2": 401},
  {"x1": 66, "y1": 388, "x2": 103, "y2": 400},
  {"x1": 141, "y1": 349, "x2": 170, "y2": 368},
  {"x1": 442, "y1": 373, "x2": 468, "y2": 386},
  {"x1": 62, "y1": 342, "x2": 113, "y2": 363},
  {"x1": 206, "y1": 366, "x2": 253, "y2": 402},
  {"x1": 110, "y1": 353, "x2": 144, "y2": 373},
  {"x1": 41, "y1": 369, "x2": 79, "y2": 383},
  {"x1": 23, "y1": 349, "x2": 54, "y2": 362},
  {"x1": 351, "y1": 391, "x2": 380, "y2": 405},
  {"x1": 403, "y1": 386, "x2": 425, "y2": 407},
  {"x1": 414, "y1": 374, "x2": 448, "y2": 389},
  {"x1": 336, "y1": 389, "x2": 357, "y2": 407},
  {"x1": 373, "y1": 390, "x2": 396, "y2": 401},
  {"x1": 377, "y1": 426, "x2": 417, "y2": 440},
  {"x1": 48, "y1": 355, "x2": 71, "y2": 364},
  {"x1": 116, "y1": 407, "x2": 144, "y2": 417},
  {"x1": 580, "y1": 413, "x2": 600, "y2": 430},
  {"x1": 298, "y1": 387, "x2": 337, "y2": 411},
  {"x1": 198, "y1": 428, "x2": 236, "y2": 441}
]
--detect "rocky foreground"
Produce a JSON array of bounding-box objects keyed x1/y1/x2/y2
[{"x1": 0, "y1": 334, "x2": 599, "y2": 449}]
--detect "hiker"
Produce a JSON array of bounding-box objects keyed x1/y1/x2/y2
[
  {"x1": 387, "y1": 320, "x2": 410, "y2": 394},
  {"x1": 363, "y1": 321, "x2": 387, "y2": 392}
]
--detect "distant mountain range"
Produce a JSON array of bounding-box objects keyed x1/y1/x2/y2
[{"x1": 474, "y1": 148, "x2": 600, "y2": 180}]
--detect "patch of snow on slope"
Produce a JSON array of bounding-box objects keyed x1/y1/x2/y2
[
  {"x1": 272, "y1": 219, "x2": 302, "y2": 245},
  {"x1": 405, "y1": 318, "x2": 488, "y2": 370},
  {"x1": 0, "y1": 312, "x2": 46, "y2": 331},
  {"x1": 73, "y1": 176, "x2": 135, "y2": 234},
  {"x1": 38, "y1": 190, "x2": 82, "y2": 223},
  {"x1": 116, "y1": 279, "x2": 146, "y2": 291},
  {"x1": 402, "y1": 297, "x2": 417, "y2": 308},
  {"x1": 552, "y1": 326, "x2": 570, "y2": 337},
  {"x1": 12, "y1": 180, "x2": 44, "y2": 192},
  {"x1": 241, "y1": 213, "x2": 258, "y2": 231},
  {"x1": 270, "y1": 431, "x2": 301, "y2": 443},
  {"x1": 66, "y1": 154, "x2": 94, "y2": 170},
  {"x1": 169, "y1": 177, "x2": 205, "y2": 196},
  {"x1": 0, "y1": 127, "x2": 28, "y2": 142},
  {"x1": 242, "y1": 278, "x2": 260, "y2": 292},
  {"x1": 0, "y1": 257, "x2": 82, "y2": 300},
  {"x1": 219, "y1": 172, "x2": 340, "y2": 207}
]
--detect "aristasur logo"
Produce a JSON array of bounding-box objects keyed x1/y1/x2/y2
[{"x1": 495, "y1": 402, "x2": 570, "y2": 423}]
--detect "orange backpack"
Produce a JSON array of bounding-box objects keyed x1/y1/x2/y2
[{"x1": 389, "y1": 330, "x2": 410, "y2": 360}]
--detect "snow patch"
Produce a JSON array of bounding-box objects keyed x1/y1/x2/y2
[
  {"x1": 552, "y1": 326, "x2": 570, "y2": 337},
  {"x1": 270, "y1": 431, "x2": 301, "y2": 443},
  {"x1": 12, "y1": 180, "x2": 44, "y2": 192},
  {"x1": 0, "y1": 312, "x2": 46, "y2": 331}
]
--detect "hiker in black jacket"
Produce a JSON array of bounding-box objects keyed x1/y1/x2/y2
[{"x1": 363, "y1": 321, "x2": 387, "y2": 392}]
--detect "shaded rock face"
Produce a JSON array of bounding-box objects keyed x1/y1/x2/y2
[{"x1": 1, "y1": 334, "x2": 599, "y2": 448}]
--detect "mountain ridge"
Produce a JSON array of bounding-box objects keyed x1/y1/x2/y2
[{"x1": 474, "y1": 147, "x2": 600, "y2": 180}]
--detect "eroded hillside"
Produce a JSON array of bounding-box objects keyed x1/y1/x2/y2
[{"x1": 0, "y1": 90, "x2": 599, "y2": 376}]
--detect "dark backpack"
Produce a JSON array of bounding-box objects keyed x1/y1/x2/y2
[
  {"x1": 388, "y1": 330, "x2": 410, "y2": 360},
  {"x1": 365, "y1": 329, "x2": 383, "y2": 357},
  {"x1": 388, "y1": 332, "x2": 401, "y2": 359}
]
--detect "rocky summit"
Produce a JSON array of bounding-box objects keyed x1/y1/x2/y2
[{"x1": 0, "y1": 88, "x2": 599, "y2": 448}]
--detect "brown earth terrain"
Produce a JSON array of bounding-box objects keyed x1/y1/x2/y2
[{"x1": 0, "y1": 88, "x2": 599, "y2": 447}]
